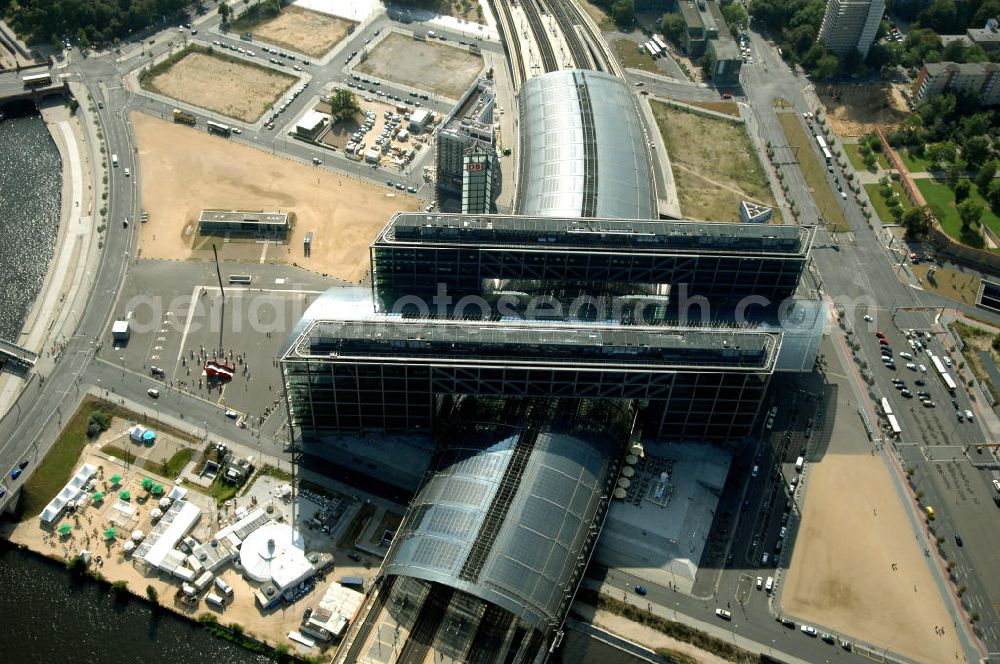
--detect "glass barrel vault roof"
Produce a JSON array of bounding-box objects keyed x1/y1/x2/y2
[{"x1": 515, "y1": 70, "x2": 656, "y2": 220}]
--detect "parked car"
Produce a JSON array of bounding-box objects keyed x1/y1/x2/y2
[
  {"x1": 715, "y1": 608, "x2": 732, "y2": 620},
  {"x1": 801, "y1": 625, "x2": 818, "y2": 637},
  {"x1": 634, "y1": 585, "x2": 647, "y2": 595}
]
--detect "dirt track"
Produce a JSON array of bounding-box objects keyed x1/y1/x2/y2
[
  {"x1": 252, "y1": 5, "x2": 355, "y2": 58},
  {"x1": 781, "y1": 340, "x2": 963, "y2": 663},
  {"x1": 132, "y1": 112, "x2": 419, "y2": 281},
  {"x1": 145, "y1": 50, "x2": 295, "y2": 123}
]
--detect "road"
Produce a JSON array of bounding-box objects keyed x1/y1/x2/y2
[{"x1": 2, "y1": 6, "x2": 1000, "y2": 664}]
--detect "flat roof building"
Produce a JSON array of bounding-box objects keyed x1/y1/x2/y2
[
  {"x1": 817, "y1": 0, "x2": 885, "y2": 58},
  {"x1": 295, "y1": 110, "x2": 329, "y2": 140},
  {"x1": 914, "y1": 61, "x2": 1000, "y2": 107},
  {"x1": 198, "y1": 209, "x2": 290, "y2": 238},
  {"x1": 436, "y1": 78, "x2": 497, "y2": 213},
  {"x1": 968, "y1": 20, "x2": 1000, "y2": 52}
]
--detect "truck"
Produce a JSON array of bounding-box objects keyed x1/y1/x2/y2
[{"x1": 173, "y1": 108, "x2": 196, "y2": 125}]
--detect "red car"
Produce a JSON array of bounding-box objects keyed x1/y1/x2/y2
[
  {"x1": 721, "y1": 93, "x2": 733, "y2": 99},
  {"x1": 639, "y1": 89, "x2": 649, "y2": 95},
  {"x1": 879, "y1": 338, "x2": 889, "y2": 346},
  {"x1": 876, "y1": 331, "x2": 886, "y2": 339}
]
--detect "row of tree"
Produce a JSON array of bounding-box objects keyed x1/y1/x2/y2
[{"x1": 2, "y1": 0, "x2": 202, "y2": 48}]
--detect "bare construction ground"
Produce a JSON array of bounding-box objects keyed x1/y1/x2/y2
[
  {"x1": 651, "y1": 102, "x2": 775, "y2": 222},
  {"x1": 781, "y1": 340, "x2": 963, "y2": 664},
  {"x1": 356, "y1": 32, "x2": 482, "y2": 99},
  {"x1": 817, "y1": 83, "x2": 910, "y2": 138},
  {"x1": 251, "y1": 5, "x2": 356, "y2": 58},
  {"x1": 132, "y1": 112, "x2": 419, "y2": 281},
  {"x1": 142, "y1": 48, "x2": 295, "y2": 123}
]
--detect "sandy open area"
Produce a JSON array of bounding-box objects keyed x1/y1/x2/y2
[
  {"x1": 133, "y1": 112, "x2": 420, "y2": 281},
  {"x1": 817, "y1": 83, "x2": 909, "y2": 138},
  {"x1": 781, "y1": 343, "x2": 963, "y2": 663},
  {"x1": 144, "y1": 49, "x2": 295, "y2": 123},
  {"x1": 251, "y1": 5, "x2": 356, "y2": 58},
  {"x1": 357, "y1": 32, "x2": 483, "y2": 99}
]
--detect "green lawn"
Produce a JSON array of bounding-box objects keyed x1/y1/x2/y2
[
  {"x1": 863, "y1": 181, "x2": 914, "y2": 223},
  {"x1": 897, "y1": 147, "x2": 934, "y2": 173},
  {"x1": 916, "y1": 178, "x2": 1000, "y2": 250},
  {"x1": 845, "y1": 143, "x2": 889, "y2": 173},
  {"x1": 613, "y1": 39, "x2": 661, "y2": 75},
  {"x1": 776, "y1": 113, "x2": 849, "y2": 232},
  {"x1": 18, "y1": 398, "x2": 105, "y2": 521}
]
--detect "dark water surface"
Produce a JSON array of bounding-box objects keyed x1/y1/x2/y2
[
  {"x1": 0, "y1": 540, "x2": 274, "y2": 663},
  {"x1": 0, "y1": 108, "x2": 61, "y2": 342}
]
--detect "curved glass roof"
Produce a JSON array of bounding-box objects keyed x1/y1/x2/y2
[
  {"x1": 380, "y1": 429, "x2": 618, "y2": 629},
  {"x1": 516, "y1": 70, "x2": 656, "y2": 220}
]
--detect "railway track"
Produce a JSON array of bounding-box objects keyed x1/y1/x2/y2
[
  {"x1": 521, "y1": 0, "x2": 559, "y2": 73},
  {"x1": 489, "y1": 0, "x2": 526, "y2": 86},
  {"x1": 545, "y1": 0, "x2": 596, "y2": 71}
]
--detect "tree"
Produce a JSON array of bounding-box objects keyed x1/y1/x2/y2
[
  {"x1": 902, "y1": 207, "x2": 930, "y2": 238},
  {"x1": 962, "y1": 135, "x2": 991, "y2": 168},
  {"x1": 987, "y1": 179, "x2": 1000, "y2": 210},
  {"x1": 958, "y1": 198, "x2": 984, "y2": 231},
  {"x1": 721, "y1": 2, "x2": 749, "y2": 36},
  {"x1": 146, "y1": 585, "x2": 159, "y2": 604},
  {"x1": 812, "y1": 52, "x2": 840, "y2": 79},
  {"x1": 976, "y1": 160, "x2": 997, "y2": 192},
  {"x1": 954, "y1": 179, "x2": 972, "y2": 203},
  {"x1": 219, "y1": 2, "x2": 231, "y2": 24},
  {"x1": 76, "y1": 27, "x2": 89, "y2": 50},
  {"x1": 329, "y1": 89, "x2": 360, "y2": 121},
  {"x1": 610, "y1": 0, "x2": 635, "y2": 28},
  {"x1": 661, "y1": 12, "x2": 686, "y2": 44},
  {"x1": 927, "y1": 141, "x2": 957, "y2": 169}
]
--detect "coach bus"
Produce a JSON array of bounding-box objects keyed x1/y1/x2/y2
[
  {"x1": 22, "y1": 72, "x2": 51, "y2": 87},
  {"x1": 887, "y1": 414, "x2": 902, "y2": 437},
  {"x1": 207, "y1": 120, "x2": 232, "y2": 136},
  {"x1": 880, "y1": 397, "x2": 893, "y2": 417}
]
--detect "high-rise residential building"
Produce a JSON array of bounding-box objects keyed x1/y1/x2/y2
[{"x1": 817, "y1": 0, "x2": 885, "y2": 58}]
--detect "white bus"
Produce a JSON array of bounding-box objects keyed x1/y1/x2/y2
[
  {"x1": 822, "y1": 147, "x2": 833, "y2": 163},
  {"x1": 22, "y1": 72, "x2": 51, "y2": 87},
  {"x1": 942, "y1": 372, "x2": 957, "y2": 394},
  {"x1": 816, "y1": 135, "x2": 828, "y2": 150},
  {"x1": 653, "y1": 35, "x2": 667, "y2": 51},
  {"x1": 646, "y1": 41, "x2": 661, "y2": 58},
  {"x1": 207, "y1": 120, "x2": 232, "y2": 136},
  {"x1": 880, "y1": 397, "x2": 893, "y2": 417},
  {"x1": 930, "y1": 354, "x2": 947, "y2": 376},
  {"x1": 887, "y1": 414, "x2": 902, "y2": 437}
]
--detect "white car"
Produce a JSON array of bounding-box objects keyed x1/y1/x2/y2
[
  {"x1": 945, "y1": 357, "x2": 953, "y2": 367},
  {"x1": 991, "y1": 479, "x2": 1000, "y2": 493},
  {"x1": 863, "y1": 314, "x2": 873, "y2": 322},
  {"x1": 801, "y1": 625, "x2": 818, "y2": 636},
  {"x1": 715, "y1": 608, "x2": 732, "y2": 620},
  {"x1": 919, "y1": 364, "x2": 927, "y2": 372},
  {"x1": 906, "y1": 362, "x2": 916, "y2": 370}
]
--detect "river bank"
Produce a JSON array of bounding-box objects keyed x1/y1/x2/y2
[
  {"x1": 0, "y1": 85, "x2": 102, "y2": 417},
  {"x1": 0, "y1": 538, "x2": 277, "y2": 663}
]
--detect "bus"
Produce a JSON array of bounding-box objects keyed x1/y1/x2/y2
[
  {"x1": 22, "y1": 72, "x2": 51, "y2": 87},
  {"x1": 207, "y1": 120, "x2": 232, "y2": 136},
  {"x1": 880, "y1": 397, "x2": 893, "y2": 417},
  {"x1": 228, "y1": 274, "x2": 252, "y2": 284},
  {"x1": 930, "y1": 354, "x2": 947, "y2": 376},
  {"x1": 646, "y1": 41, "x2": 661, "y2": 58},
  {"x1": 822, "y1": 147, "x2": 833, "y2": 163},
  {"x1": 815, "y1": 135, "x2": 828, "y2": 150},
  {"x1": 173, "y1": 108, "x2": 196, "y2": 125},
  {"x1": 887, "y1": 413, "x2": 902, "y2": 437},
  {"x1": 653, "y1": 35, "x2": 667, "y2": 51},
  {"x1": 942, "y1": 372, "x2": 957, "y2": 394}
]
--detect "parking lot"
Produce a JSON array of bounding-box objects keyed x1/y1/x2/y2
[
  {"x1": 355, "y1": 31, "x2": 483, "y2": 99},
  {"x1": 110, "y1": 261, "x2": 328, "y2": 427}
]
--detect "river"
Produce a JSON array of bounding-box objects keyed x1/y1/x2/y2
[
  {"x1": 0, "y1": 104, "x2": 61, "y2": 343},
  {"x1": 0, "y1": 540, "x2": 274, "y2": 663}
]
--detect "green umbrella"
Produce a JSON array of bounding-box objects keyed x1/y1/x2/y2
[
  {"x1": 103, "y1": 528, "x2": 117, "y2": 539},
  {"x1": 119, "y1": 490, "x2": 131, "y2": 501},
  {"x1": 92, "y1": 492, "x2": 105, "y2": 502},
  {"x1": 141, "y1": 477, "x2": 153, "y2": 491},
  {"x1": 58, "y1": 523, "x2": 72, "y2": 535},
  {"x1": 151, "y1": 484, "x2": 164, "y2": 496},
  {"x1": 110, "y1": 474, "x2": 122, "y2": 485}
]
